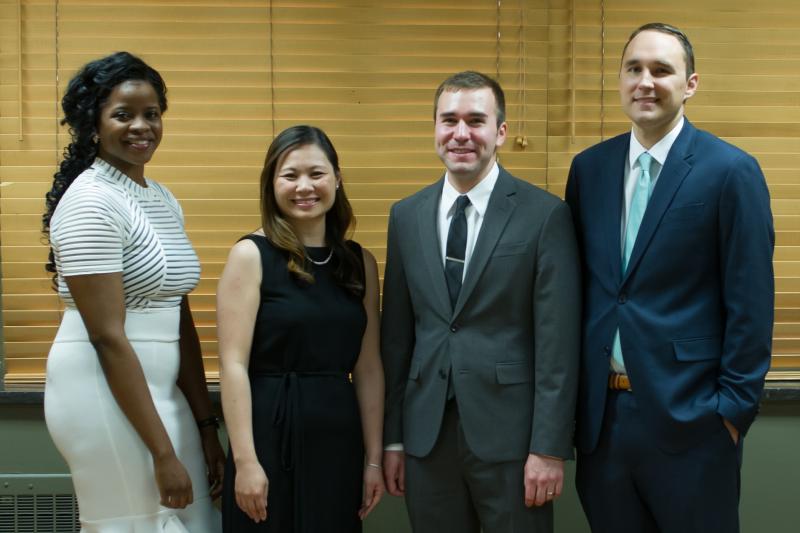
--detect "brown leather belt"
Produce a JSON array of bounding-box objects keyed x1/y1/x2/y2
[{"x1": 608, "y1": 372, "x2": 632, "y2": 391}]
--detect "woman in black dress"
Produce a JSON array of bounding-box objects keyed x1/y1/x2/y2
[{"x1": 218, "y1": 125, "x2": 384, "y2": 532}]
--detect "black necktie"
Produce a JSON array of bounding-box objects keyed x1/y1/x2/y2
[{"x1": 445, "y1": 195, "x2": 471, "y2": 308}]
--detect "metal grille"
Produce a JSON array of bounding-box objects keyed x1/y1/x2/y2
[
  {"x1": 0, "y1": 475, "x2": 81, "y2": 532},
  {"x1": 0, "y1": 493, "x2": 80, "y2": 533}
]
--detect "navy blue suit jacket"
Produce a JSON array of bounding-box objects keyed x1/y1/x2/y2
[{"x1": 565, "y1": 119, "x2": 774, "y2": 454}]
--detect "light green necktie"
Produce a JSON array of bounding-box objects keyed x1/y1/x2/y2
[{"x1": 611, "y1": 152, "x2": 654, "y2": 368}]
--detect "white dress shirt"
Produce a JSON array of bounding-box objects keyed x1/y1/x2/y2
[{"x1": 438, "y1": 163, "x2": 500, "y2": 278}]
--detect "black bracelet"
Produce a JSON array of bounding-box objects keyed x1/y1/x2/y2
[{"x1": 197, "y1": 415, "x2": 220, "y2": 430}]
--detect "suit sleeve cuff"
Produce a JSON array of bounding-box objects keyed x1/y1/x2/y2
[{"x1": 717, "y1": 392, "x2": 757, "y2": 435}]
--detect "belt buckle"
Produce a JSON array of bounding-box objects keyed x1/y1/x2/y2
[{"x1": 608, "y1": 372, "x2": 632, "y2": 391}]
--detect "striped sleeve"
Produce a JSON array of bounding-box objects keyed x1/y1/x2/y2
[{"x1": 50, "y1": 185, "x2": 127, "y2": 277}]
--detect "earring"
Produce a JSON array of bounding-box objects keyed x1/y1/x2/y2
[
  {"x1": 91, "y1": 134, "x2": 99, "y2": 144},
  {"x1": 336, "y1": 183, "x2": 340, "y2": 190}
]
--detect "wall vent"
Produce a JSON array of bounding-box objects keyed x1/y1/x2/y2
[{"x1": 0, "y1": 476, "x2": 80, "y2": 532}]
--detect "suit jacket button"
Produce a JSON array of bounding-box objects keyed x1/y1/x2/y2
[
  {"x1": 438, "y1": 369, "x2": 447, "y2": 379},
  {"x1": 618, "y1": 293, "x2": 627, "y2": 304},
  {"x1": 603, "y1": 345, "x2": 611, "y2": 355},
  {"x1": 450, "y1": 324, "x2": 459, "y2": 332}
]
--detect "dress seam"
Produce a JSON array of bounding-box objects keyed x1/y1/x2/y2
[{"x1": 94, "y1": 349, "x2": 138, "y2": 515}]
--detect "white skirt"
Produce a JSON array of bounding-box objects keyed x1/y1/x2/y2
[{"x1": 45, "y1": 307, "x2": 220, "y2": 533}]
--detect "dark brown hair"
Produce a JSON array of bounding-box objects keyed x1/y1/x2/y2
[
  {"x1": 621, "y1": 22, "x2": 695, "y2": 78},
  {"x1": 433, "y1": 71, "x2": 506, "y2": 126},
  {"x1": 259, "y1": 125, "x2": 364, "y2": 296}
]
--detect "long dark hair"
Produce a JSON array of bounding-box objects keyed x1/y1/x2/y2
[
  {"x1": 42, "y1": 51, "x2": 167, "y2": 286},
  {"x1": 259, "y1": 125, "x2": 364, "y2": 297}
]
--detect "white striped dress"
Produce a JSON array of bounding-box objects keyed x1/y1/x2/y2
[{"x1": 44, "y1": 158, "x2": 220, "y2": 532}]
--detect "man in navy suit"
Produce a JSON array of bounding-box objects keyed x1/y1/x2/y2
[{"x1": 565, "y1": 22, "x2": 774, "y2": 532}]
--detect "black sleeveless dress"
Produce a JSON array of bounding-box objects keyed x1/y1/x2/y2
[{"x1": 222, "y1": 235, "x2": 367, "y2": 532}]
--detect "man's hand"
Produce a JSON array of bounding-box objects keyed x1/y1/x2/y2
[
  {"x1": 524, "y1": 453, "x2": 564, "y2": 507},
  {"x1": 722, "y1": 417, "x2": 740, "y2": 445},
  {"x1": 382, "y1": 450, "x2": 406, "y2": 497}
]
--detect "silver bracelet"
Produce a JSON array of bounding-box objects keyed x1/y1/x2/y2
[{"x1": 366, "y1": 462, "x2": 382, "y2": 470}]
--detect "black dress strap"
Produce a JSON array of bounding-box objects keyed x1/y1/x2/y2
[
  {"x1": 238, "y1": 234, "x2": 281, "y2": 298},
  {"x1": 345, "y1": 239, "x2": 366, "y2": 288},
  {"x1": 237, "y1": 233, "x2": 270, "y2": 262}
]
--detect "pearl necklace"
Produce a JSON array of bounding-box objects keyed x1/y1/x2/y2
[{"x1": 306, "y1": 248, "x2": 333, "y2": 266}]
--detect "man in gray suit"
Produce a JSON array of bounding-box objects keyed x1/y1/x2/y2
[{"x1": 381, "y1": 71, "x2": 581, "y2": 532}]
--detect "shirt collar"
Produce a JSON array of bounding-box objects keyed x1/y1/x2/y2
[
  {"x1": 92, "y1": 158, "x2": 154, "y2": 199},
  {"x1": 441, "y1": 162, "x2": 499, "y2": 218},
  {"x1": 628, "y1": 117, "x2": 684, "y2": 170}
]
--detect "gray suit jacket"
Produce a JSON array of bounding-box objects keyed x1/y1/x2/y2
[{"x1": 381, "y1": 167, "x2": 581, "y2": 463}]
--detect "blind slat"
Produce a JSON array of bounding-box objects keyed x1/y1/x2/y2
[{"x1": 2, "y1": 0, "x2": 798, "y2": 383}]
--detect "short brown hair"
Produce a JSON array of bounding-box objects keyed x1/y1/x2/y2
[
  {"x1": 433, "y1": 71, "x2": 506, "y2": 126},
  {"x1": 621, "y1": 22, "x2": 695, "y2": 78}
]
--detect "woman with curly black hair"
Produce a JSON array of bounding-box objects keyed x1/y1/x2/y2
[{"x1": 43, "y1": 51, "x2": 223, "y2": 532}]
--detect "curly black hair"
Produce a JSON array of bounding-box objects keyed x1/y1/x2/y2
[{"x1": 42, "y1": 51, "x2": 167, "y2": 286}]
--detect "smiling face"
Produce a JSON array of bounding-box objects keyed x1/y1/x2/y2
[
  {"x1": 273, "y1": 143, "x2": 339, "y2": 231},
  {"x1": 96, "y1": 80, "x2": 163, "y2": 182},
  {"x1": 619, "y1": 30, "x2": 699, "y2": 147},
  {"x1": 434, "y1": 87, "x2": 507, "y2": 192}
]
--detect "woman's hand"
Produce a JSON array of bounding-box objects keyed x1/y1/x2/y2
[
  {"x1": 359, "y1": 464, "x2": 385, "y2": 520},
  {"x1": 235, "y1": 460, "x2": 269, "y2": 523},
  {"x1": 154, "y1": 453, "x2": 194, "y2": 509},
  {"x1": 200, "y1": 427, "x2": 226, "y2": 499}
]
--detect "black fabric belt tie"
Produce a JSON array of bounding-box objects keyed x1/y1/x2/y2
[
  {"x1": 252, "y1": 370, "x2": 348, "y2": 533},
  {"x1": 272, "y1": 372, "x2": 301, "y2": 472},
  {"x1": 257, "y1": 370, "x2": 348, "y2": 471}
]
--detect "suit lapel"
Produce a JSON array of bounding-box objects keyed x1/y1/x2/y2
[
  {"x1": 417, "y1": 178, "x2": 453, "y2": 316},
  {"x1": 452, "y1": 168, "x2": 516, "y2": 318},
  {"x1": 622, "y1": 121, "x2": 696, "y2": 284},
  {"x1": 601, "y1": 135, "x2": 630, "y2": 283}
]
